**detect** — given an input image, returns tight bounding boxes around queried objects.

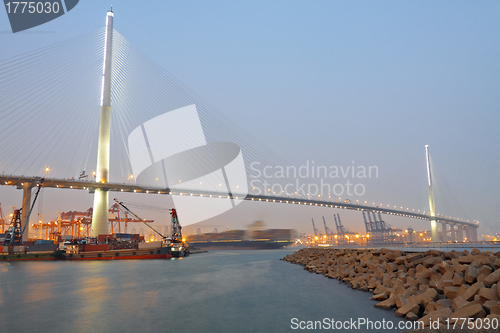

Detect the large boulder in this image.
[422,256,444,268]
[394,301,419,317]
[437,261,454,274]
[458,255,478,264]
[452,272,465,286]
[371,293,387,301]
[373,284,391,297]
[406,276,419,287]
[395,295,408,308]
[405,311,419,321]
[447,303,486,322]
[421,288,439,306]
[386,262,398,272]
[462,281,485,301]
[464,265,480,283]
[443,286,459,299]
[436,298,453,310]
[478,284,500,301]
[478,265,493,277]
[452,296,469,311]
[483,300,500,315]
[374,297,396,309]
[483,268,500,287]
[419,308,452,327]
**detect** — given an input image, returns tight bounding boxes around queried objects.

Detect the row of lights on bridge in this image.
[28,167,470,224]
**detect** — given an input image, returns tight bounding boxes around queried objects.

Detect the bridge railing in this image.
[388,241,500,253]
[319,241,500,253]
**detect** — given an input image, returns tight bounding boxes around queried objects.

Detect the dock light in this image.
[355,234,359,239]
[182,238,185,242]
[130,174,134,179]
[45,167,50,172]
[92,171,96,176]
[323,235,327,239]
[314,236,318,240]
[334,235,338,239]
[366,234,370,238]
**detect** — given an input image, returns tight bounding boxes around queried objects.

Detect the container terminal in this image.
[0,197,189,261]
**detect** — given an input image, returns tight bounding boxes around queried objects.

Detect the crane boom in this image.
[311,218,320,236]
[322,216,332,236]
[362,211,371,232]
[114,199,165,238]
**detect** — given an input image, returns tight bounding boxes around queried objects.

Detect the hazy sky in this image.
[0,1,499,235]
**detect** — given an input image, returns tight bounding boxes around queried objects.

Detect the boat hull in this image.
[0,248,173,261]
[188,240,292,250]
[63,247,172,260]
[1,252,60,261]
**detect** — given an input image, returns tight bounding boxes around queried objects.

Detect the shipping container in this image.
[82,244,110,252]
[35,239,54,245]
[138,241,162,250]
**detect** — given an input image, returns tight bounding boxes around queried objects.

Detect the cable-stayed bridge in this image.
[0,10,478,242]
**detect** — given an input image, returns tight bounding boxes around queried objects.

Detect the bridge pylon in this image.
[425,144,439,242]
[21,182,34,241]
[91,9,114,237]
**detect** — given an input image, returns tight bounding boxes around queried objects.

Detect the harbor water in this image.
[1,249,411,332]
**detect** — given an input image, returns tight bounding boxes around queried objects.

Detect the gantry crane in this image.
[311,218,320,237]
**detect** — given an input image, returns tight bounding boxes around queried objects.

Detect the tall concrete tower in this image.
[91,9,114,236]
[426,144,439,242]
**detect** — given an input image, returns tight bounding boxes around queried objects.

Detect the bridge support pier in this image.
[472,228,478,242]
[441,223,448,242]
[457,226,464,242]
[21,182,34,242]
[430,220,438,243]
[450,224,456,242]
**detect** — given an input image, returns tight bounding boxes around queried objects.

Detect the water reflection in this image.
[1,250,408,333]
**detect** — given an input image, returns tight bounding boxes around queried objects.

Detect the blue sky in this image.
[0,1,499,234]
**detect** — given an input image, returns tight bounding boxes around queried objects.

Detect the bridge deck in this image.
[0,175,478,228]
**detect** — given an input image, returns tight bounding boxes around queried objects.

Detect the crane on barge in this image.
[113,199,189,257]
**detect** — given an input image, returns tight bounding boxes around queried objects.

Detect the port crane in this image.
[333,213,354,241]
[362,211,401,242]
[311,218,320,237]
[3,181,43,245]
[322,216,333,236]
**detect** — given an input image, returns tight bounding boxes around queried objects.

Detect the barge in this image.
[1,200,190,261]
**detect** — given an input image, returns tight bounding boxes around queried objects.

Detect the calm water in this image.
[1,249,409,332]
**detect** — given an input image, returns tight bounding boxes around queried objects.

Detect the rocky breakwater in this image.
[283,248,500,328]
